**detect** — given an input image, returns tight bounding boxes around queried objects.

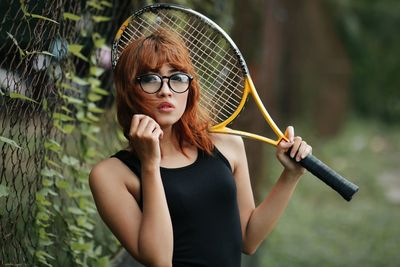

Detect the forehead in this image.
[135,37,190,74]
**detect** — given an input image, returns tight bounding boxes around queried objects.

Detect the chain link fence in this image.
[0,1,137,265]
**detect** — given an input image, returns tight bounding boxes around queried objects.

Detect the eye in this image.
[171,74,189,83]
[141,74,160,83]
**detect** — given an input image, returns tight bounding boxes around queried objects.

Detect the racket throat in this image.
[209,127,281,146]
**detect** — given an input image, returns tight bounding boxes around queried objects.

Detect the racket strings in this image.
[124,12,245,103]
[123,14,244,103]
[131,14,245,118]
[153,11,245,122]
[116,8,245,125]
[143,13,245,97]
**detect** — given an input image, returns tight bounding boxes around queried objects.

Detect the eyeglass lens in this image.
[139,73,191,93]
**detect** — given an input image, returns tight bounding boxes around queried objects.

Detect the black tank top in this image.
[111,148,243,267]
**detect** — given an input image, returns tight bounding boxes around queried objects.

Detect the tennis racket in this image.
[111,3,359,201]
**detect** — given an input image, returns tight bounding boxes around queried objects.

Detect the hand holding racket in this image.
[111,3,359,201]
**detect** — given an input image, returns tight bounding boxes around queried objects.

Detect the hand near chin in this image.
[129,114,164,165]
[276,126,312,176]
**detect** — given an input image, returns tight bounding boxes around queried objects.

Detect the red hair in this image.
[114,28,214,155]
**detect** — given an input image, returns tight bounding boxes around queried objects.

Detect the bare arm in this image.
[242,126,312,254]
[214,127,311,255]
[89,115,173,267]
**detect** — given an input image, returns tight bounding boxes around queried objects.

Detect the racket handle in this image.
[295,154,359,201]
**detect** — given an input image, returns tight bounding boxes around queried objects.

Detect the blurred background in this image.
[0,0,399,266]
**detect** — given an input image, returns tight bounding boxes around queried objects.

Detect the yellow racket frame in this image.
[209,75,289,146]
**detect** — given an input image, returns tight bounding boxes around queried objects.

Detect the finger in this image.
[278,140,293,152]
[301,144,312,159]
[285,126,295,143]
[130,114,144,138]
[296,141,308,161]
[153,127,164,139]
[143,120,158,136]
[136,116,152,136]
[290,136,302,158]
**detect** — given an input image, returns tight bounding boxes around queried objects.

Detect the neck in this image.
[159,125,181,156]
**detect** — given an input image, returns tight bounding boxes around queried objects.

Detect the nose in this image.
[158,77,173,96]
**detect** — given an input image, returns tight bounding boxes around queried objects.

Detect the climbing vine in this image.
[32,1,117,266]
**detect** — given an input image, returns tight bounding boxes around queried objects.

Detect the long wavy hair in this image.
[114,28,214,155]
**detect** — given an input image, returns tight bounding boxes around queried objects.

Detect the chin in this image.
[156,117,180,128]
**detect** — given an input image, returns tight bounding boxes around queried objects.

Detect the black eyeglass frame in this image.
[136,73,193,94]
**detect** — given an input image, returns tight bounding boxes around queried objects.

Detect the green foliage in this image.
[31,0,117,266]
[0,136,22,149]
[327,0,400,123]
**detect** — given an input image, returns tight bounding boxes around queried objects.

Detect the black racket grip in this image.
[296,154,359,201]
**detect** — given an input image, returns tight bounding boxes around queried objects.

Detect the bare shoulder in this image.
[211,132,244,149]
[210,133,246,171]
[89,157,140,197]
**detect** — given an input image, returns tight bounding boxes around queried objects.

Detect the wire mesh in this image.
[0,0,133,265]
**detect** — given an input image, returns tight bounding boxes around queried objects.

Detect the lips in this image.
[158,102,175,111]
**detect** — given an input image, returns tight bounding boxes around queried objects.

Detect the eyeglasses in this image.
[136,73,193,94]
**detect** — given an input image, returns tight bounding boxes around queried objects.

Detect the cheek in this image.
[177,93,189,113]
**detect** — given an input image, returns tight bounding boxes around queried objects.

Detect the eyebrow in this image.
[146,67,180,74]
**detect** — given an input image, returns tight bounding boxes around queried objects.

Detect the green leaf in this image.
[92,16,111,23]
[88,93,102,102]
[96,256,110,267]
[35,249,55,262]
[7,31,55,59]
[76,111,92,123]
[6,31,26,57]
[91,86,109,95]
[85,147,98,158]
[62,95,84,106]
[63,12,81,21]
[86,112,100,122]
[55,123,75,134]
[56,179,70,189]
[68,207,85,215]
[59,82,80,93]
[44,139,62,152]
[88,103,104,113]
[71,241,92,252]
[0,136,22,149]
[38,239,54,247]
[30,14,59,24]
[61,105,73,114]
[36,211,50,222]
[46,158,62,169]
[0,184,10,198]
[36,192,51,206]
[68,44,88,61]
[53,112,75,122]
[25,50,55,57]
[19,0,58,24]
[90,66,105,77]
[92,33,106,48]
[61,155,80,167]
[10,92,38,103]
[87,0,104,10]
[42,178,54,187]
[100,1,112,8]
[71,75,89,86]
[82,131,101,144]
[88,77,101,87]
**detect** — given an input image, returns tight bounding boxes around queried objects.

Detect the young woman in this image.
[89,29,312,267]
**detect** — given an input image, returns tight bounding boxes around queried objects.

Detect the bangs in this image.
[135,32,192,75]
